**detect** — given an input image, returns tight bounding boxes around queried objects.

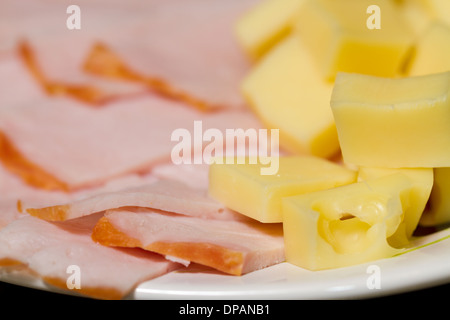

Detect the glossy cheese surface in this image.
[408,22,450,76]
[331,71,450,168]
[242,35,339,158]
[235,0,305,60]
[282,173,415,270]
[295,0,414,80]
[421,167,450,226]
[208,156,356,223]
[357,166,434,246]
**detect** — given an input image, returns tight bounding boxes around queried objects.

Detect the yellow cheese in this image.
[330,71,450,168]
[242,35,339,158]
[282,173,414,271]
[208,156,357,223]
[425,0,450,26]
[421,168,450,226]
[395,0,434,37]
[234,0,305,60]
[294,0,414,81]
[407,22,450,76]
[357,167,434,247]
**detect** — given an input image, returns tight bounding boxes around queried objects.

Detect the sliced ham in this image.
[0,94,261,191]
[0,51,46,109]
[0,214,181,299]
[19,37,148,106]
[92,208,285,276]
[26,179,230,222]
[83,0,259,110]
[151,162,211,190]
[0,158,161,229]
[2,0,258,110]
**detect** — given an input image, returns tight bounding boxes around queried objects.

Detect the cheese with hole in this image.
[357,166,434,247]
[242,35,339,158]
[234,0,305,60]
[421,168,450,226]
[282,173,414,270]
[294,0,414,81]
[208,156,357,223]
[331,71,450,168]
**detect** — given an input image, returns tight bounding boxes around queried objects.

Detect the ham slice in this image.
[0,51,46,109]
[0,94,261,191]
[0,214,181,299]
[0,158,161,229]
[19,37,148,106]
[2,0,258,110]
[83,0,259,111]
[92,208,285,276]
[26,179,232,222]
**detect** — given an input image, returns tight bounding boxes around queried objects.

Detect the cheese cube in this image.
[208,156,357,223]
[294,0,414,81]
[357,167,434,246]
[395,0,434,36]
[330,71,450,168]
[282,173,414,270]
[234,0,305,60]
[242,35,339,158]
[421,168,450,226]
[408,22,450,76]
[426,0,450,26]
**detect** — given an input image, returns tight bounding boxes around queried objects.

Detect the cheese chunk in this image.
[421,168,450,226]
[242,35,339,158]
[395,0,434,36]
[234,0,305,60]
[426,0,450,26]
[282,173,414,270]
[208,156,357,223]
[357,166,434,246]
[294,0,414,81]
[331,71,450,168]
[408,22,450,76]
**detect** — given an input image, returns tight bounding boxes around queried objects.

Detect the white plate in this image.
[2,226,449,300]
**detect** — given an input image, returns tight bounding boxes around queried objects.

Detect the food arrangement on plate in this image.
[0,0,449,300]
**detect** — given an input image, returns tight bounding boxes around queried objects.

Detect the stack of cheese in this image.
[209,0,450,270]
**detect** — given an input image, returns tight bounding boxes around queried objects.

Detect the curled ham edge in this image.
[23,179,284,277]
[1,41,240,192]
[0,130,70,192]
[91,209,285,277]
[0,214,182,300]
[19,40,225,112]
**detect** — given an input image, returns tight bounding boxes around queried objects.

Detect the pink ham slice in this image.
[92,208,285,276]
[26,179,238,222]
[0,51,46,109]
[0,93,262,191]
[19,34,150,106]
[0,214,181,299]
[83,0,260,111]
[2,0,258,110]
[0,158,160,229]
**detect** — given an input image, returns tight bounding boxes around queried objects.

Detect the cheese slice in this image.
[208,156,356,223]
[242,35,339,158]
[294,0,414,81]
[331,71,450,168]
[282,173,413,271]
